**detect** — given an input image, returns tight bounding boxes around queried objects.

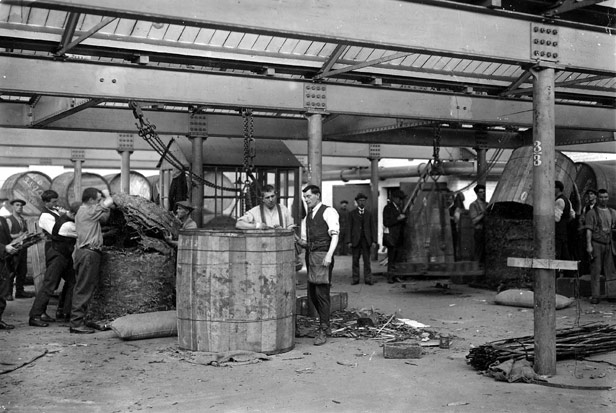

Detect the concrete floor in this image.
[0,255,615,412]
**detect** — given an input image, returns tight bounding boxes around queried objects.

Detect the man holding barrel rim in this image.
[235,184,295,230]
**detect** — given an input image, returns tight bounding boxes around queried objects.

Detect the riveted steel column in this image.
[71,149,84,203]
[190,136,204,227]
[120,151,130,193]
[161,169,171,210]
[532,66,556,376]
[117,134,134,194]
[188,114,207,227]
[369,144,380,260]
[307,113,323,187]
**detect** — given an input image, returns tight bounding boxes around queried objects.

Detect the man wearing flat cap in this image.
[5,199,34,300]
[175,201,198,230]
[346,193,376,285]
[382,189,406,283]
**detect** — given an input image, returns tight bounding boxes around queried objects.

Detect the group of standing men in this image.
[0,187,113,333]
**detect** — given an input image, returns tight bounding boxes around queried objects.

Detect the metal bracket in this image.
[70,149,85,161]
[304,84,327,111]
[117,134,134,152]
[368,144,381,160]
[188,113,208,137]
[530,23,560,63]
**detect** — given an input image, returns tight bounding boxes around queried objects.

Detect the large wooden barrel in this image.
[575,161,616,210]
[104,171,153,200]
[51,172,110,209]
[0,171,52,216]
[176,229,295,354]
[491,146,580,210]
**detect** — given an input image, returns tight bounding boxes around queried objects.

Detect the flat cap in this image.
[9,198,26,206]
[175,200,194,211]
[355,193,368,201]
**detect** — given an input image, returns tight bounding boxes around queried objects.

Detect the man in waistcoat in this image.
[585,189,616,304]
[29,191,75,327]
[346,193,376,285]
[236,184,295,230]
[5,199,34,299]
[297,185,339,346]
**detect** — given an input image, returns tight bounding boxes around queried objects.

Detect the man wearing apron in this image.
[297,185,339,346]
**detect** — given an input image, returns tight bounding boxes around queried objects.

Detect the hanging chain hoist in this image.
[129,101,240,192]
[402,123,444,213]
[240,108,259,213]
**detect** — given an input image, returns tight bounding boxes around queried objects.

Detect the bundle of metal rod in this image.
[466,324,616,371]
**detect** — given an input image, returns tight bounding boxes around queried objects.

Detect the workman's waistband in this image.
[80,245,102,253]
[308,241,330,252]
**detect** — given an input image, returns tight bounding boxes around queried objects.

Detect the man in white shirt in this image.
[297,185,339,346]
[236,184,295,230]
[0,198,11,217]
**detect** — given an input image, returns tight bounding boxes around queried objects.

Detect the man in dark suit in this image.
[382,189,406,283]
[346,193,376,285]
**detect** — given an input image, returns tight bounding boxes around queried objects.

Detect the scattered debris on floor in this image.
[164,348,271,367]
[466,323,616,372]
[296,309,442,344]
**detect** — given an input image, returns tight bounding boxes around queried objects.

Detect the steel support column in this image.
[70,149,85,203]
[73,159,83,203]
[307,113,323,187]
[370,155,380,259]
[532,67,556,376]
[120,151,131,194]
[161,169,171,211]
[190,136,204,227]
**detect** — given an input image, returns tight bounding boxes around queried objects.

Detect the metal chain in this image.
[432,124,442,168]
[130,101,240,192]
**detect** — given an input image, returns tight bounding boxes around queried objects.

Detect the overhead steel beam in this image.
[0,156,158,169]
[13,0,615,74]
[0,26,531,92]
[1,57,614,131]
[0,145,160,168]
[0,127,481,160]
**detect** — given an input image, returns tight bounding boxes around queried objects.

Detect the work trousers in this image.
[306,255,333,329]
[352,237,372,283]
[7,249,27,294]
[589,240,616,299]
[70,248,101,328]
[29,245,75,318]
[0,260,11,318]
